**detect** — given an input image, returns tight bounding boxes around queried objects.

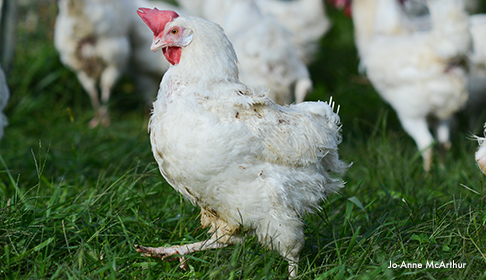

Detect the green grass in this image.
[1,1,486,279]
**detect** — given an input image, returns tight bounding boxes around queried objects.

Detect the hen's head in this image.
[137,8,194,65]
[137,8,239,83]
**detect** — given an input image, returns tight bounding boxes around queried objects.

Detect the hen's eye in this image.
[171,28,179,35]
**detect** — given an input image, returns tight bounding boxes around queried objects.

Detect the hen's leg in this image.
[91,65,121,127]
[258,212,304,279]
[100,66,121,105]
[288,256,299,279]
[435,118,453,165]
[436,118,451,151]
[76,71,99,110]
[135,240,228,258]
[135,240,227,269]
[75,71,106,128]
[398,115,434,171]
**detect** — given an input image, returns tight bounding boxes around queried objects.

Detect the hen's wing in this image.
[231,91,345,172]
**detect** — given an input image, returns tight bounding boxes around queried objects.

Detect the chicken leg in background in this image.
[135,8,348,278]
[0,65,9,140]
[339,0,471,171]
[176,0,313,105]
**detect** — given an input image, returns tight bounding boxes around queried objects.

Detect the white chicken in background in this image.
[177,0,331,64]
[54,0,132,127]
[338,0,471,171]
[398,1,486,130]
[1,0,13,141]
[349,0,410,64]
[176,0,313,104]
[223,0,313,104]
[255,0,332,65]
[54,0,173,127]
[0,65,9,140]
[0,0,17,71]
[0,0,18,72]
[134,8,348,278]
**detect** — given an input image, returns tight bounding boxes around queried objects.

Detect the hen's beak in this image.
[151,38,166,52]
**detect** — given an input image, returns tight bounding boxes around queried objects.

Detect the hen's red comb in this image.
[137,8,179,36]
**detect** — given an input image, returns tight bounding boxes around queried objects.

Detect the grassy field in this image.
[1,1,486,279]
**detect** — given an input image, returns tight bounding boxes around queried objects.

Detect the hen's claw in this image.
[178,256,188,270]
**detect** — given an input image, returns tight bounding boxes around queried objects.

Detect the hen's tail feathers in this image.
[326,96,340,116]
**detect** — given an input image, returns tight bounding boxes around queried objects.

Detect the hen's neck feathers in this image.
[168,16,240,87]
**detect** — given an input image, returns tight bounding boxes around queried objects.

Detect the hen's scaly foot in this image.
[135,241,228,270]
[134,244,188,270]
[134,244,180,259]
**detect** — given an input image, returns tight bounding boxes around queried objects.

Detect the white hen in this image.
[176,0,312,104]
[54,0,173,127]
[0,0,17,71]
[255,0,332,64]
[177,0,329,65]
[346,0,471,171]
[222,0,313,104]
[54,0,132,127]
[396,1,486,129]
[0,65,8,140]
[134,8,348,278]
